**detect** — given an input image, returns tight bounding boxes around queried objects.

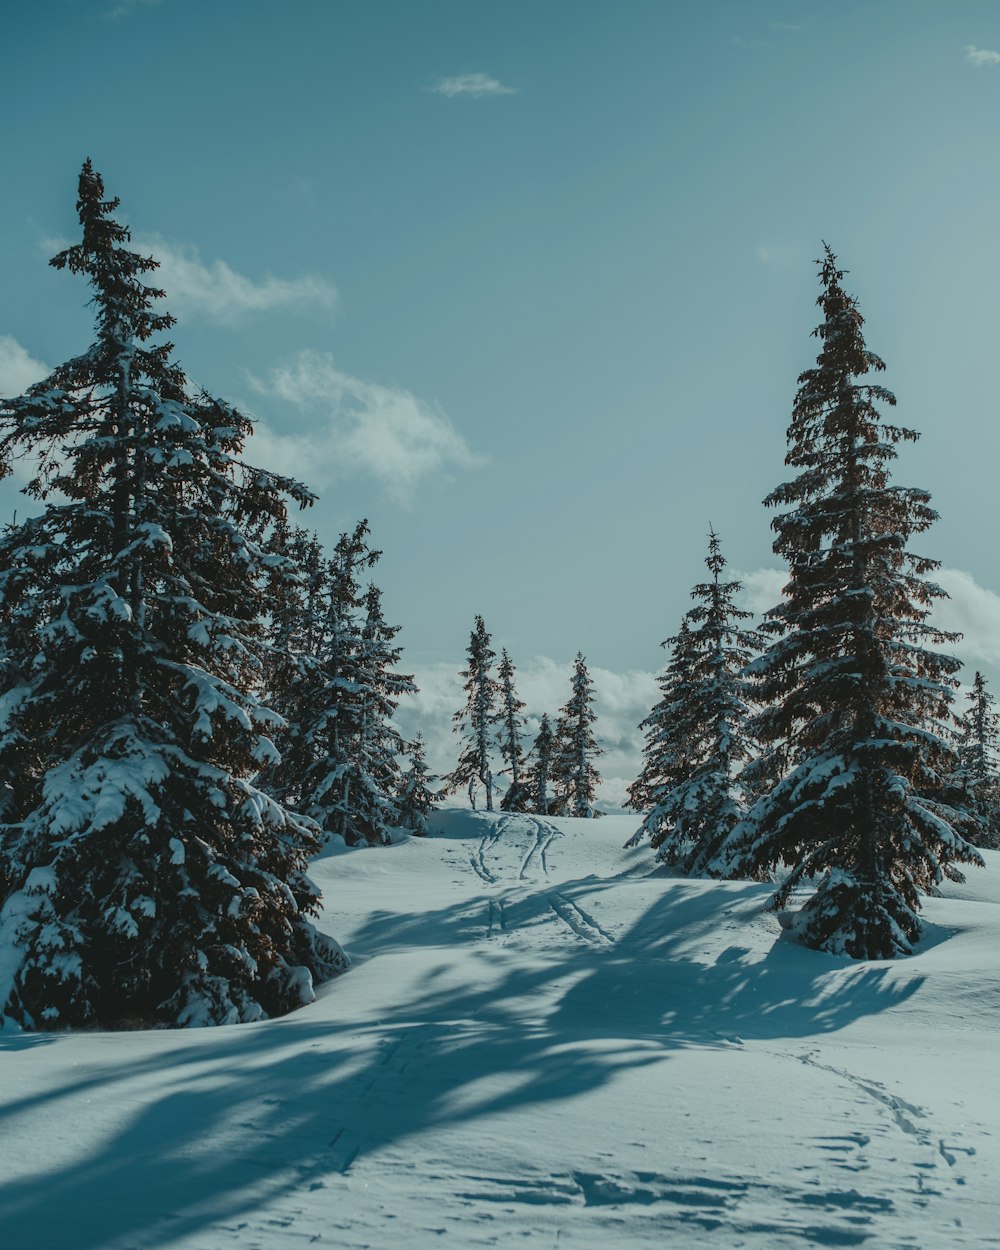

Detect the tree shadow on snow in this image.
[0,874,923,1248]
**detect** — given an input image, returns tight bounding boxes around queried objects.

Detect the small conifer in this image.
[552,654,603,818]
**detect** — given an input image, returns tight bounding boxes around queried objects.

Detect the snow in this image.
[2,807,1000,1247]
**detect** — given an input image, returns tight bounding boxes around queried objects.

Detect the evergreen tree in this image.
[397,734,442,835]
[626,621,696,820]
[347,582,417,842]
[259,525,330,812]
[496,649,531,812]
[262,522,415,847]
[0,161,346,1029]
[523,714,556,816]
[725,246,981,958]
[953,672,1000,848]
[626,533,759,873]
[449,615,498,810]
[552,653,603,818]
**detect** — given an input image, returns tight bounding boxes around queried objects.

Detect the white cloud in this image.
[247,350,482,502]
[770,21,802,32]
[932,568,1000,669]
[0,336,49,396]
[734,567,787,617]
[965,45,1000,67]
[136,235,338,326]
[0,337,53,486]
[432,73,518,98]
[103,0,160,18]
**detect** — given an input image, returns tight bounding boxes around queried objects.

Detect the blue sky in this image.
[4,0,1000,784]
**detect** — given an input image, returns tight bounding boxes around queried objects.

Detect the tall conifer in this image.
[726,246,981,958]
[552,653,603,818]
[0,162,346,1029]
[263,522,415,846]
[397,734,442,835]
[627,533,758,873]
[953,672,1000,848]
[523,714,556,816]
[449,616,499,810]
[496,649,531,812]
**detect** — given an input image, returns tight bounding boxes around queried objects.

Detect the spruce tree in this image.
[626,621,695,821]
[725,245,981,958]
[626,533,759,873]
[0,161,346,1029]
[347,582,417,843]
[397,734,442,835]
[262,522,415,847]
[259,525,330,813]
[552,653,603,818]
[496,649,531,812]
[449,615,498,810]
[523,713,556,816]
[953,672,1000,848]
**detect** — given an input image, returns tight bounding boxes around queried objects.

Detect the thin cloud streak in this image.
[432,73,517,98]
[248,351,482,503]
[103,0,160,19]
[965,45,1000,67]
[137,236,338,326]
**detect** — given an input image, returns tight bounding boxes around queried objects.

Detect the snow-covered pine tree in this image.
[448,615,499,810]
[523,713,556,816]
[953,672,1000,848]
[626,532,759,873]
[263,521,415,847]
[259,525,330,812]
[397,734,442,835]
[307,521,380,845]
[346,582,418,843]
[0,161,347,1030]
[626,621,696,825]
[724,245,981,958]
[496,648,531,812]
[552,653,603,818]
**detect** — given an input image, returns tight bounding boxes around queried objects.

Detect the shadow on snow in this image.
[0,836,923,1247]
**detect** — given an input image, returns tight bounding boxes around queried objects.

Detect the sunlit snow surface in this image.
[2,809,999,1248]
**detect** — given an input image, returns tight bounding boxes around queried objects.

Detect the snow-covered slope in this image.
[3,810,999,1248]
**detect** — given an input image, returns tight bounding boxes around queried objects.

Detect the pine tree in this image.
[347,582,417,843]
[449,615,498,810]
[496,649,531,812]
[725,245,981,958]
[397,734,442,835]
[259,525,330,813]
[0,162,346,1030]
[626,621,695,820]
[523,714,556,816]
[626,533,759,873]
[953,672,1000,848]
[552,653,603,818]
[262,522,415,847]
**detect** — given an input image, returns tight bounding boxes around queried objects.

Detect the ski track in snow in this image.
[4,810,1000,1249]
[469,813,618,950]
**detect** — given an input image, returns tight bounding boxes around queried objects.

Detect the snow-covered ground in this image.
[3,809,999,1249]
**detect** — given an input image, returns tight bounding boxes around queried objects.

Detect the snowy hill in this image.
[3,810,999,1248]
